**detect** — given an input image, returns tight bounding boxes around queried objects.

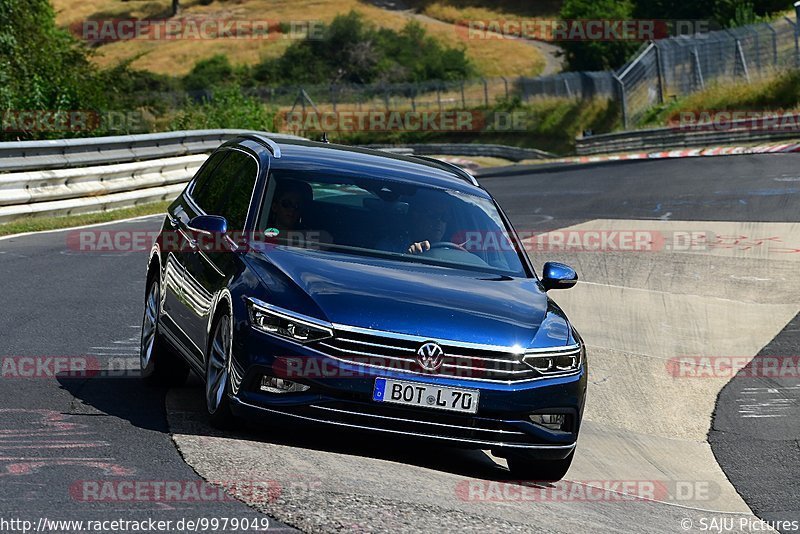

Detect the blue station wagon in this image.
[141,135,587,481]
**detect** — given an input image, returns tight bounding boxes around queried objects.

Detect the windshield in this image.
[256,171,528,278]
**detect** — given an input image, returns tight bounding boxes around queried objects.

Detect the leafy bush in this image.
[558,0,642,71]
[0,0,107,138]
[183,54,242,92]
[169,85,275,131]
[253,11,474,86]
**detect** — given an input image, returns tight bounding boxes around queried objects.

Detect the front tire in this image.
[506,450,574,482]
[140,277,189,386]
[205,311,235,428]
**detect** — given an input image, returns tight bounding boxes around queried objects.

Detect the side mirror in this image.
[541,262,578,291]
[187,215,228,235]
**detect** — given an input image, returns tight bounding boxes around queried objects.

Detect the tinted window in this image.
[256,171,527,278]
[191,150,258,229]
[189,151,228,201]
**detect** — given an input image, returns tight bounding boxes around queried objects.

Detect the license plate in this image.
[372,378,479,414]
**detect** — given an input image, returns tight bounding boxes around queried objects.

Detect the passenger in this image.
[264,179,331,247]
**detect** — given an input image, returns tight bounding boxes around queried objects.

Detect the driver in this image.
[378,196,452,255]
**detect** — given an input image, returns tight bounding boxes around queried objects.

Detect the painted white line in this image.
[576,280,765,306]
[0,213,164,242]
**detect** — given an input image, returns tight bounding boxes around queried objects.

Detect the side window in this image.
[191,150,259,230]
[218,155,258,230]
[188,151,228,202]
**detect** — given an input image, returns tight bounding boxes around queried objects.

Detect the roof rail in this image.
[237,134,282,158]
[413,155,479,187]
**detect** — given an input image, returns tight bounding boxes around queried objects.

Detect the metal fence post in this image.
[795,2,800,68]
[482,78,488,106]
[613,73,627,129]
[654,42,665,104]
[692,47,705,90]
[501,77,509,99]
[460,83,465,109]
[735,39,750,82]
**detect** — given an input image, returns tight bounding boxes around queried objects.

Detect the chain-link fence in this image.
[243,73,616,113]
[244,13,798,126]
[617,15,799,127]
[134,12,798,131]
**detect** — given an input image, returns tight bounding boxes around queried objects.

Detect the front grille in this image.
[316,326,580,383]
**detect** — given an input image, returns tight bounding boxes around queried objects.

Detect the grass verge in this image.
[329,96,621,155]
[0,201,170,237]
[638,70,800,127]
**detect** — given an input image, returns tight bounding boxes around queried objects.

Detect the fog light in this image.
[529,414,566,430]
[260,375,310,394]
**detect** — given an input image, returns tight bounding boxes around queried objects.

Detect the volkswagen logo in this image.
[416,342,444,372]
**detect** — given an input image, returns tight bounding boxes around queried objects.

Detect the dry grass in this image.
[52,0,544,77]
[422,2,554,24]
[639,69,800,127]
[407,0,562,18]
[0,201,170,236]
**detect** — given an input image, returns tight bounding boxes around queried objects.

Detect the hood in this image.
[245,246,572,348]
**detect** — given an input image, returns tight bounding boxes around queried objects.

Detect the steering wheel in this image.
[428,241,469,252]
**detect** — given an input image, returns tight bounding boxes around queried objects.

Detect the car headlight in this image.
[522,344,583,375]
[247,297,333,343]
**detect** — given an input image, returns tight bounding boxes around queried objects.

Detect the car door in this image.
[182,148,260,358]
[161,150,229,355]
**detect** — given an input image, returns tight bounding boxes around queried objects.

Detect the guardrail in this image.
[0,130,308,223]
[0,129,301,173]
[576,115,800,155]
[364,143,553,162]
[0,155,207,222]
[0,131,555,224]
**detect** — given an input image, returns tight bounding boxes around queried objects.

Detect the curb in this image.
[552,141,800,164]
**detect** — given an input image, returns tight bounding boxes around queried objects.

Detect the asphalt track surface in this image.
[1,153,798,533]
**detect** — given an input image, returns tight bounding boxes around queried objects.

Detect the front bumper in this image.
[230,328,587,457]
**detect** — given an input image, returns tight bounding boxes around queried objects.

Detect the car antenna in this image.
[320,132,330,143]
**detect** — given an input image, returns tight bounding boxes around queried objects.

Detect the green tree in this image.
[183,54,237,92]
[252,11,473,86]
[0,0,106,137]
[169,85,274,131]
[559,0,642,71]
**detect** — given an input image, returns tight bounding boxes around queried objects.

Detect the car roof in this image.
[229,137,490,199]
